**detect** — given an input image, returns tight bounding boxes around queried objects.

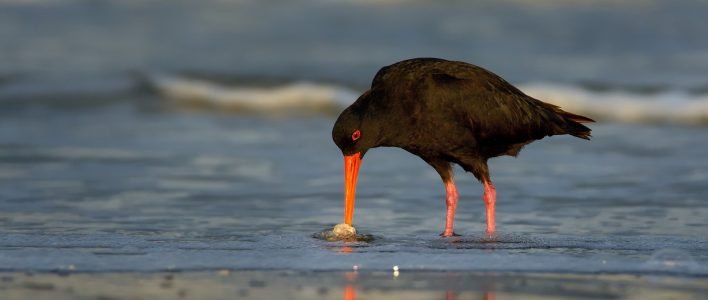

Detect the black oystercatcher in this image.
[332,58,593,237]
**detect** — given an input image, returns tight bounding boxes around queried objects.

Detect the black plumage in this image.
[332,57,593,236]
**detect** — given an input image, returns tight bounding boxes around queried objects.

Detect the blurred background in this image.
[0,0,707,275]
[2,0,708,120]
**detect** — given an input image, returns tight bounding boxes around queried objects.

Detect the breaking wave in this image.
[3,73,708,124]
[520,83,708,124]
[149,75,708,124]
[147,75,358,113]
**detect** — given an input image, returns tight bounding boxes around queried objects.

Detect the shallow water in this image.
[1,0,708,281]
[0,101,707,275]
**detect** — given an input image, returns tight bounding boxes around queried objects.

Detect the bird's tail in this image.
[559,111,594,140]
[540,102,594,140]
[563,118,593,140]
[560,111,594,124]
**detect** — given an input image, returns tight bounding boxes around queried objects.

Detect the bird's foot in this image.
[483,229,497,241]
[440,231,461,237]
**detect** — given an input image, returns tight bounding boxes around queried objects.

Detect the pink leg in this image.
[441,179,459,237]
[483,180,496,235]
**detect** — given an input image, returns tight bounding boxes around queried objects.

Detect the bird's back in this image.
[367,58,593,158]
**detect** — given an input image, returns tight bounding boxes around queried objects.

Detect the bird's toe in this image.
[440,231,461,237]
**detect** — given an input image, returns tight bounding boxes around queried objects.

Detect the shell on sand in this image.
[332,223,356,236]
[313,223,374,242]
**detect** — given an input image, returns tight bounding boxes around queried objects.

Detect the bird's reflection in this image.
[343,271,357,300]
[339,270,496,300]
[443,272,496,300]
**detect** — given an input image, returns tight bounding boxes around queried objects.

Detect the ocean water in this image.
[0,0,707,278]
[1,103,707,275]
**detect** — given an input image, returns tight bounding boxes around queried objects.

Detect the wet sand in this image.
[1,271,706,300]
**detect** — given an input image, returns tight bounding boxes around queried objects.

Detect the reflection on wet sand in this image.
[329,239,506,300]
[0,271,705,299]
[441,272,496,300]
[344,271,357,300]
[341,269,497,300]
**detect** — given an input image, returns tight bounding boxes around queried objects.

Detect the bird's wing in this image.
[426,70,591,148]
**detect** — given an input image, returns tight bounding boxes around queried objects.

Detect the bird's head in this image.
[331,92,381,225]
[332,91,383,157]
[332,109,367,157]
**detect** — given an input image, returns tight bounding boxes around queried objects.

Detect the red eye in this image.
[351,130,361,141]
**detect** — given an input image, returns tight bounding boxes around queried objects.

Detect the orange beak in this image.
[343,152,361,225]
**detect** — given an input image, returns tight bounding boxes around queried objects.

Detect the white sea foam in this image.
[150,75,708,124]
[520,83,708,124]
[149,75,359,112]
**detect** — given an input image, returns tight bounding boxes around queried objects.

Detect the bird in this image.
[332,58,593,237]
